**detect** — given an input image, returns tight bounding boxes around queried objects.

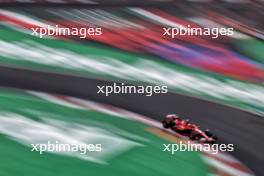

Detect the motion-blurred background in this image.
[0,1,263,176]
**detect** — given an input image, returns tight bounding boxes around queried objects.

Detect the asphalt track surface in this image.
[0,65,263,176]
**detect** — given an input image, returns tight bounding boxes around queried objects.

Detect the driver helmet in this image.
[185,119,190,124]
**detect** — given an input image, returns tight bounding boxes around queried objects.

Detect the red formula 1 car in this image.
[162,114,217,144]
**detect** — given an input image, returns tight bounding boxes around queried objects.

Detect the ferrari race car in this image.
[162,114,217,144]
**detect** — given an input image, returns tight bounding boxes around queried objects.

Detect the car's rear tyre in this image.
[162,119,175,128]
